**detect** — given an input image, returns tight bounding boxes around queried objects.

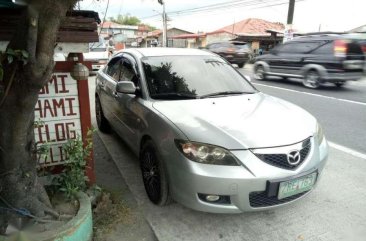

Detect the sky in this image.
[79,0,366,33]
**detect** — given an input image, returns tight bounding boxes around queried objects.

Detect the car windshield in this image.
[142,55,256,100]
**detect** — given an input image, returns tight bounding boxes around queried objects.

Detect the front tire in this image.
[303,70,321,89]
[140,140,171,206]
[237,62,245,68]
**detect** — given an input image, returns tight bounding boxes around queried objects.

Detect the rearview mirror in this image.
[116,81,136,94]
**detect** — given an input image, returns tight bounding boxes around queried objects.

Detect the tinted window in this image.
[312,42,333,54]
[142,55,256,99]
[279,42,322,54]
[120,59,138,86]
[107,58,121,81]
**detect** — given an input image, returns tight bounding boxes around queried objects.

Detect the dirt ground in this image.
[92,133,157,241]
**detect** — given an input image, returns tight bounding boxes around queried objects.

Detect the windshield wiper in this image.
[199,91,256,99]
[150,93,198,100]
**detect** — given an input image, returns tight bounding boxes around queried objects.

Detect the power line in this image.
[141,0,294,20]
[140,0,260,20]
[91,0,110,48]
[170,0,289,16]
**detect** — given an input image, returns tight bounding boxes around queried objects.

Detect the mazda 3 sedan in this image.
[95,48,328,213]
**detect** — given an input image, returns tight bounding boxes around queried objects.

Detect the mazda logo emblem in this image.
[287,150,301,165]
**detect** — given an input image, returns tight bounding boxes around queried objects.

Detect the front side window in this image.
[142,55,256,99]
[120,59,138,86]
[106,58,122,81]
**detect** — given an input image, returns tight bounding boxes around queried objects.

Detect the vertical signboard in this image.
[283,24,294,43]
[34,61,95,183]
[34,73,82,166]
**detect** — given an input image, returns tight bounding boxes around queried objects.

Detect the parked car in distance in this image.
[254,34,366,88]
[84,38,111,74]
[95,48,328,213]
[205,41,253,68]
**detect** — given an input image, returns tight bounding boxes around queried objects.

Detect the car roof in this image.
[291,34,354,42]
[119,47,216,58]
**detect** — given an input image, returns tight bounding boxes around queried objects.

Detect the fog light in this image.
[206,195,220,202]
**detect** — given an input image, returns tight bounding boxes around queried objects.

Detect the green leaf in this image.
[0,68,3,81]
[7,55,13,64]
[6,48,15,56]
[21,50,29,59]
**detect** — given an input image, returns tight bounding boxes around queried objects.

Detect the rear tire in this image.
[95,96,111,133]
[254,65,266,80]
[303,70,321,89]
[140,140,171,206]
[237,62,245,68]
[335,82,345,87]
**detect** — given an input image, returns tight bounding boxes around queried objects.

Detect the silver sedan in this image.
[95,48,328,213]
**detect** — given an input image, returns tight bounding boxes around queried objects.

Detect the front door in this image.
[112,55,144,151]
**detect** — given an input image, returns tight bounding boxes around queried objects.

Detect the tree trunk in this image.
[0,0,77,233]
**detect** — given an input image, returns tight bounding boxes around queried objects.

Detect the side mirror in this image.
[116,81,136,94]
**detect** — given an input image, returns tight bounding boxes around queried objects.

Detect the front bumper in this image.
[166,137,328,213]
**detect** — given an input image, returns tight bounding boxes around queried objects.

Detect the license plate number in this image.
[278,172,317,200]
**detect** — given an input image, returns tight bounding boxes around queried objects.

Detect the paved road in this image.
[238,65,366,154]
[88,75,366,241]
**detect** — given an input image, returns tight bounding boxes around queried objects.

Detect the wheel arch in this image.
[254,61,270,73]
[140,135,153,155]
[301,64,328,79]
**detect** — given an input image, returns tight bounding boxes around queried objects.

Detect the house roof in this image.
[101,21,138,30]
[0,9,100,43]
[147,27,194,37]
[216,18,284,35]
[171,33,207,39]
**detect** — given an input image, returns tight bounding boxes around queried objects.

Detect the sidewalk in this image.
[93,133,157,241]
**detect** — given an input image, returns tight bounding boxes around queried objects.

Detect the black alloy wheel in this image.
[140,140,171,206]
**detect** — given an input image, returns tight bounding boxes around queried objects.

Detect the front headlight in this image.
[315,122,324,144]
[175,140,240,166]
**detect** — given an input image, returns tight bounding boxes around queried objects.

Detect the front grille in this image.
[249,190,309,208]
[254,138,311,170]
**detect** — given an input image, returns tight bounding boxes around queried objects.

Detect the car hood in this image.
[152,93,316,149]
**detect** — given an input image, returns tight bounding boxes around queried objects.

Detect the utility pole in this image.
[287,0,295,25]
[284,0,295,43]
[158,0,168,47]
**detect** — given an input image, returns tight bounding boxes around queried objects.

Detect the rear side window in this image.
[279,42,322,54]
[312,42,333,54]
